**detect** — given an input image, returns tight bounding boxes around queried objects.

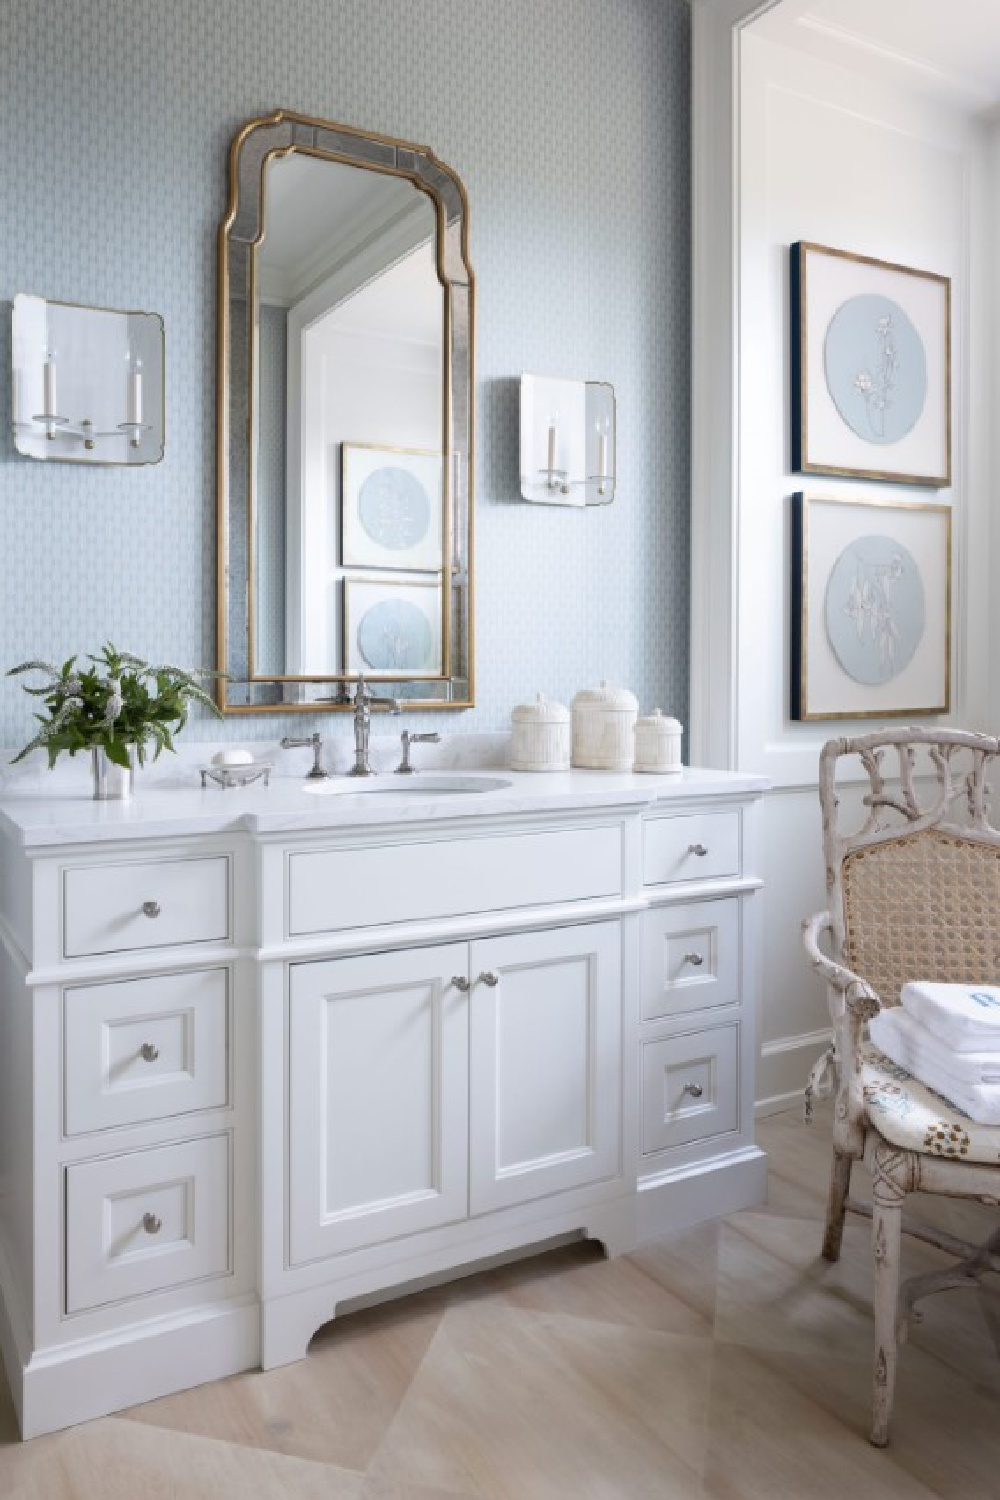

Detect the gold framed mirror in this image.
[216,110,474,712]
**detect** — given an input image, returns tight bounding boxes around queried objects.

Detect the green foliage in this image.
[7,643,223,768]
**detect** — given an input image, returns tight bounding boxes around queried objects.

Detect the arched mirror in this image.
[216,111,474,712]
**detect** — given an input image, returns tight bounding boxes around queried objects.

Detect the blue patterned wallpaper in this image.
[0,0,690,749]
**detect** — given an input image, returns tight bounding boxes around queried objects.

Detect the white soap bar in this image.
[212,748,254,767]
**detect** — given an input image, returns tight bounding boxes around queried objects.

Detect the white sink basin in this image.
[301,774,512,797]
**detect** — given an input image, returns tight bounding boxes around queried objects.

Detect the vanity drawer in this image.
[641,898,740,1021]
[643,811,740,887]
[641,1025,739,1154]
[63,855,230,958]
[65,1134,230,1313]
[287,825,621,936]
[64,968,229,1135]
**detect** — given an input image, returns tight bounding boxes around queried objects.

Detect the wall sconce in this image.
[519,373,616,506]
[12,294,164,465]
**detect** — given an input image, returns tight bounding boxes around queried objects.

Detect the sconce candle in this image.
[42,353,57,417]
[129,358,143,427]
[547,419,557,481]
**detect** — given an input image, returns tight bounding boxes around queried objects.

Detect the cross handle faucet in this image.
[348,675,400,777]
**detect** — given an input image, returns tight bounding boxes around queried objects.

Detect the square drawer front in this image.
[64,968,229,1135]
[641,1025,739,1154]
[287,825,621,937]
[63,855,230,958]
[65,1134,230,1313]
[641,898,740,1021]
[643,811,741,887]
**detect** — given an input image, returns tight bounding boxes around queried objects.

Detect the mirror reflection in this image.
[217,112,474,713]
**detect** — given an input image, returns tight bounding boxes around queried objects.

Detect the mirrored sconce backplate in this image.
[519,373,615,506]
[11,294,164,465]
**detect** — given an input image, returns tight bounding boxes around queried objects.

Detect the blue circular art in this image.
[358,466,431,551]
[825,534,924,685]
[824,294,927,445]
[357,598,433,673]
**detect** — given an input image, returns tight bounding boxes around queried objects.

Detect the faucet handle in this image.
[397,730,441,774]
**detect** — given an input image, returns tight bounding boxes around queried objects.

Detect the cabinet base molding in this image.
[636,1145,767,1242]
[261,1195,638,1370]
[3,1293,259,1441]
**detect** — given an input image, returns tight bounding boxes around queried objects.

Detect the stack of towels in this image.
[869,982,1000,1125]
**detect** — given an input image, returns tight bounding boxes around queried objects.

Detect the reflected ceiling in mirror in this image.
[217,111,474,713]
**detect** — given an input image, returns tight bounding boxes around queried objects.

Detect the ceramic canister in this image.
[570,680,638,771]
[634,709,683,774]
[510,693,570,771]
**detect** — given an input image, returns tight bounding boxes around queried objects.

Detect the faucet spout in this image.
[347,675,401,777]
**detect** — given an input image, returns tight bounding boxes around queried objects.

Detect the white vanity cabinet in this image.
[0,766,766,1436]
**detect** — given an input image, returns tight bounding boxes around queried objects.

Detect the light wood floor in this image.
[2,1103,998,1498]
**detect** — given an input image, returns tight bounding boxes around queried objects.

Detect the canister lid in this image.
[635,708,682,734]
[571,679,638,711]
[511,692,570,724]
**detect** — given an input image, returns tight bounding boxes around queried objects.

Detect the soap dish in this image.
[199,762,272,790]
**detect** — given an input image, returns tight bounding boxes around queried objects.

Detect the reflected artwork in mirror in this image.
[217,111,474,712]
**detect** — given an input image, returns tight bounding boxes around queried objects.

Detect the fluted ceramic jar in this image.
[634,709,683,775]
[570,680,638,771]
[510,694,570,771]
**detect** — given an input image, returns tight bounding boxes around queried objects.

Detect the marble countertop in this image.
[0,753,769,849]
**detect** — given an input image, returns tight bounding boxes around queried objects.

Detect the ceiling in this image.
[753,0,1000,117]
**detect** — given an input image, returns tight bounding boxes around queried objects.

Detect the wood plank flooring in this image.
[2,1102,998,1498]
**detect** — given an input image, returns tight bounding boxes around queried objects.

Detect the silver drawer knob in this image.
[141,900,161,919]
[682,1082,704,1099]
[688,843,708,857]
[139,1042,160,1063]
[479,972,500,987]
[683,952,704,968]
[142,1212,163,1235]
[451,975,470,992]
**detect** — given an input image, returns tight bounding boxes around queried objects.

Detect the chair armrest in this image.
[801,911,881,1019]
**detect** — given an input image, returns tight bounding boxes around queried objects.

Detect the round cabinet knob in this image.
[688,844,708,858]
[682,1082,704,1099]
[141,900,161,919]
[142,1212,163,1235]
[478,972,500,987]
[683,952,704,968]
[451,975,471,992]
[139,1042,160,1063]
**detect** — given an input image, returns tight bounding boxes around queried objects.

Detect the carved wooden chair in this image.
[802,728,1000,1446]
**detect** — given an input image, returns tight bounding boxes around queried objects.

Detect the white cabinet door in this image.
[288,943,469,1264]
[468,921,621,1215]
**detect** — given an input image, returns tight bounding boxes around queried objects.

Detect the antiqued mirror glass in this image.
[217,111,474,711]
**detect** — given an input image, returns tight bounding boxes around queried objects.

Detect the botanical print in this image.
[824,534,925,685]
[358,465,432,552]
[824,294,927,446]
[356,597,434,673]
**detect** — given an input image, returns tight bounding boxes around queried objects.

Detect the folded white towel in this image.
[870,1007,1000,1087]
[899,981,1000,1051]
[869,1008,1000,1125]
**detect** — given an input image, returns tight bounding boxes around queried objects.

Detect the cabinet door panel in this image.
[468,922,621,1214]
[288,944,468,1263]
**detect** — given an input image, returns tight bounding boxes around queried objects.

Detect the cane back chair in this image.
[802,729,1000,1446]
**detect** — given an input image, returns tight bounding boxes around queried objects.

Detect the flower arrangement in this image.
[8,643,222,768]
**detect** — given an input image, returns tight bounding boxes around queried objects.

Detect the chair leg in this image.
[822,1150,853,1262]
[870,1167,905,1447]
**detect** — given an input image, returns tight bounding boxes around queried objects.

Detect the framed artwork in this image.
[341,442,443,571]
[343,575,443,678]
[790,242,951,487]
[791,494,951,721]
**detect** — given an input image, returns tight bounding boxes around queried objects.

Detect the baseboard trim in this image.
[636,1145,767,1242]
[755,1089,807,1119]
[17,1298,260,1440]
[759,1026,832,1059]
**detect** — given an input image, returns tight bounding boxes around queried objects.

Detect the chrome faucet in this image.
[279,730,327,779]
[396,730,441,774]
[348,676,400,776]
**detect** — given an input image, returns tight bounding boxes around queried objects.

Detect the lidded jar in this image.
[570,680,638,771]
[634,709,683,775]
[510,693,570,771]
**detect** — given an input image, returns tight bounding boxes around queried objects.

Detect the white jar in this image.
[510,694,570,771]
[634,709,683,775]
[570,680,638,771]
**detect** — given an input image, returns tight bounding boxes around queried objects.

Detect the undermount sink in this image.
[301,774,513,797]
